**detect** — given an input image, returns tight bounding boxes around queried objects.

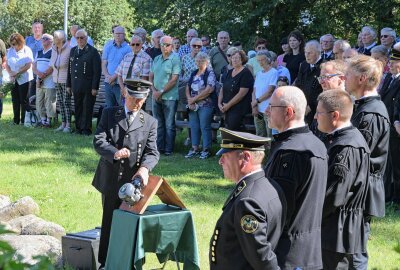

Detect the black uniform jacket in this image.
[67,44,101,91]
[381,74,400,129]
[351,96,390,217]
[294,59,323,125]
[209,171,286,270]
[92,106,159,196]
[322,126,370,254]
[264,126,328,270]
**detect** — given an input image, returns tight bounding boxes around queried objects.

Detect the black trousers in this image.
[73,88,96,133]
[98,194,122,266]
[322,249,355,270]
[11,80,31,124]
[224,108,246,131]
[389,133,400,203]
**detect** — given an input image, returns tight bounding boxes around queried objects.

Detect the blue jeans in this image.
[152,99,177,153]
[189,106,213,150]
[104,82,122,107]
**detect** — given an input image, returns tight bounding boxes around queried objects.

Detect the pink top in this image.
[50,42,71,83]
[277,54,285,66]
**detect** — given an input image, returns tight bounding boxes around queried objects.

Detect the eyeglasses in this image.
[114,32,125,35]
[381,35,389,38]
[42,37,50,41]
[76,36,86,40]
[160,43,172,47]
[315,110,334,116]
[317,73,341,83]
[130,43,141,47]
[191,44,202,49]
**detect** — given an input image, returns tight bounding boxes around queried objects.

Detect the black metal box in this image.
[62,227,101,270]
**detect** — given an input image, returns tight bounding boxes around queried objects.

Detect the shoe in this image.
[199,150,211,159]
[55,125,65,131]
[185,149,200,158]
[184,137,191,146]
[63,127,71,133]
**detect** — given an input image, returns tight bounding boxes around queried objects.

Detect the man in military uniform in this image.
[67,29,101,135]
[345,55,390,269]
[210,128,285,270]
[92,79,159,268]
[316,90,370,269]
[264,86,328,270]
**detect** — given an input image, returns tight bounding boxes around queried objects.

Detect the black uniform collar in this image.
[273,125,310,142]
[325,125,354,143]
[354,95,381,105]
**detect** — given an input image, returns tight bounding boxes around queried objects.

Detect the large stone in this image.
[0,195,11,208]
[22,218,65,240]
[6,215,65,239]
[0,234,62,266]
[0,196,39,222]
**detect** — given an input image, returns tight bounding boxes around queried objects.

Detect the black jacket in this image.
[210,171,286,270]
[264,126,328,270]
[67,44,101,91]
[294,59,323,125]
[322,126,370,254]
[92,106,159,195]
[351,96,390,217]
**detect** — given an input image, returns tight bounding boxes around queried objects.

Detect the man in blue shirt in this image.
[102,26,131,107]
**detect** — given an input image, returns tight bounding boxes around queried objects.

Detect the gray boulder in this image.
[0,234,62,266]
[6,214,65,239]
[0,195,11,208]
[0,196,39,222]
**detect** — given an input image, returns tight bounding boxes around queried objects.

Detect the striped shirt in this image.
[115,50,152,81]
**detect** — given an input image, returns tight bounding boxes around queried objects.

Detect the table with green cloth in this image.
[105,204,200,270]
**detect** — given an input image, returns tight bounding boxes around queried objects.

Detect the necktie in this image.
[126,54,138,79]
[127,111,134,126]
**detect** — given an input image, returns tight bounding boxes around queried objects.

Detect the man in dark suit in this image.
[67,29,101,135]
[381,45,400,203]
[295,40,324,125]
[357,26,377,56]
[210,128,285,270]
[320,34,335,61]
[265,86,328,270]
[92,79,160,268]
[316,90,370,269]
[345,55,390,269]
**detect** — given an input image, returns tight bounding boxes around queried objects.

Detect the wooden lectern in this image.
[119,175,186,214]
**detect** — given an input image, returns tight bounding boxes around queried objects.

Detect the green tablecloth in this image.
[105,204,200,270]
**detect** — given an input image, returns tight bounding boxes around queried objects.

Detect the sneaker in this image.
[185,149,200,158]
[55,125,65,131]
[199,150,211,159]
[63,127,71,133]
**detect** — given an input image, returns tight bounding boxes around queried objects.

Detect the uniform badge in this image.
[336,154,344,162]
[361,120,368,129]
[140,113,145,123]
[282,162,288,168]
[241,215,258,233]
[234,181,246,197]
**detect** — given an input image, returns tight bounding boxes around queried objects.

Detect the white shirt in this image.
[254,68,278,113]
[7,45,34,85]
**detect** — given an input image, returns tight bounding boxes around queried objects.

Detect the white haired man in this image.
[320,34,335,61]
[358,26,377,56]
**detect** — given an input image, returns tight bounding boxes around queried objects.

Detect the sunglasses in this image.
[191,44,202,49]
[160,43,172,47]
[227,54,231,57]
[381,35,389,38]
[130,43,141,47]
[42,37,50,41]
[76,36,86,40]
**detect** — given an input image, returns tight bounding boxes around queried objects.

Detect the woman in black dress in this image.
[282,30,305,83]
[218,50,254,131]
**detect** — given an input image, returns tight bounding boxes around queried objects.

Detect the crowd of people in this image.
[0,18,400,270]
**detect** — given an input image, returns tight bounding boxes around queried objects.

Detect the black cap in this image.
[390,47,400,61]
[124,79,152,99]
[216,128,271,155]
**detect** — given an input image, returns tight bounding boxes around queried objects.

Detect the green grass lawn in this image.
[0,97,399,269]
